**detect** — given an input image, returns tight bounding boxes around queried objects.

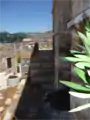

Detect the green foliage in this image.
[75,62,90,69]
[60,81,90,92]
[60,20,90,112]
[73,67,88,83]
[0,32,27,43]
[70,50,84,54]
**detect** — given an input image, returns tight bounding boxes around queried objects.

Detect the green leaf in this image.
[75,43,85,50]
[86,31,90,43]
[63,57,82,62]
[85,85,90,89]
[84,44,90,55]
[60,81,90,92]
[85,27,90,32]
[60,57,68,62]
[70,50,83,54]
[77,32,87,44]
[73,67,88,83]
[75,62,90,69]
[86,20,90,27]
[74,55,90,62]
[85,20,90,32]
[77,31,90,55]
[77,31,86,38]
[63,56,90,63]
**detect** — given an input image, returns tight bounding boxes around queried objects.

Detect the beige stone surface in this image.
[0,86,17,120]
[71,0,90,19]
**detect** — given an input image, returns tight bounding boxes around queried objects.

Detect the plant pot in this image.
[7,75,20,87]
[45,90,70,110]
[70,95,90,119]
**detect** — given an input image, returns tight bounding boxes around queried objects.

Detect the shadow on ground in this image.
[14,48,74,120]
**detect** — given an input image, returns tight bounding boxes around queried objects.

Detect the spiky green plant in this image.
[60,20,90,112]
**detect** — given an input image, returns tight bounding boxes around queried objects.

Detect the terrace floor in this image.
[15,82,76,120]
[0,86,17,120]
[0,79,26,120]
[14,49,76,120]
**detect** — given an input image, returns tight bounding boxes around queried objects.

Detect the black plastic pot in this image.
[44,90,70,111]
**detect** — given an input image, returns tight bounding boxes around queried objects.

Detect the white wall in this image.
[0,72,7,87]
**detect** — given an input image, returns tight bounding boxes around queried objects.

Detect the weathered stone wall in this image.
[53,0,72,89]
[29,50,54,86]
[0,58,6,72]
[58,33,71,89]
[71,0,90,19]
[0,43,20,73]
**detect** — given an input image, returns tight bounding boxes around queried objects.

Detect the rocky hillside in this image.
[0,31,52,43]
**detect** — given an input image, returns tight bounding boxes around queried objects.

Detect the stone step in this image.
[30,62,54,69]
[31,72,54,79]
[31,74,54,80]
[39,50,54,55]
[30,68,54,74]
[42,84,55,92]
[30,51,54,62]
[30,58,54,62]
[30,75,54,83]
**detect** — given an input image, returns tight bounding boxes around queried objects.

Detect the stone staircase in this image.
[29,50,54,91]
[14,50,76,120]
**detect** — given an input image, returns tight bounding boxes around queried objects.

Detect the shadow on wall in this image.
[14,43,46,119]
[14,43,70,119]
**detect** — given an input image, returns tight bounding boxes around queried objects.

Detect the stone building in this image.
[0,43,21,73]
[0,43,23,87]
[52,0,90,119]
[53,0,90,87]
[20,39,33,78]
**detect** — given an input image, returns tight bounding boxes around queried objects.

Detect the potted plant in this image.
[60,20,90,112]
[7,74,19,86]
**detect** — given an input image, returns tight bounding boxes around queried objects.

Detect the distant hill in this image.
[0,31,52,43]
[0,32,27,43]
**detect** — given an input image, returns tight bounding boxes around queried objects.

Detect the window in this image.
[7,58,12,68]
[17,65,20,73]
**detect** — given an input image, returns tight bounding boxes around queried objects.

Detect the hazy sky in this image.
[0,0,52,33]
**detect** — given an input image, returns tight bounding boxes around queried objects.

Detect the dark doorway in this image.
[17,65,20,73]
[7,58,12,68]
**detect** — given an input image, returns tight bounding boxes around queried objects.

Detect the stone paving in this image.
[15,83,76,120]
[14,50,76,120]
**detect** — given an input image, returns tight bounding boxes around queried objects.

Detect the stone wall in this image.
[29,50,54,89]
[53,0,72,89]
[0,43,20,73]
[53,0,90,119]
[71,0,90,19]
